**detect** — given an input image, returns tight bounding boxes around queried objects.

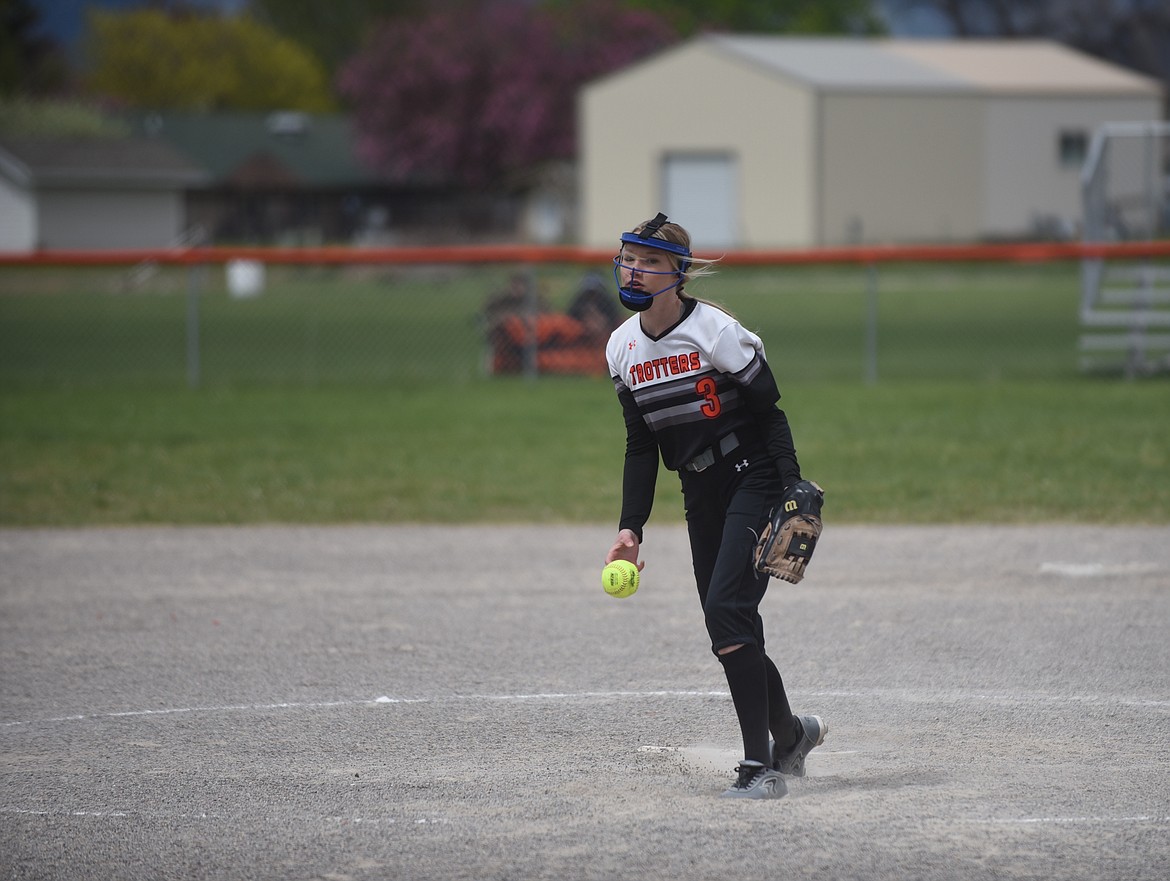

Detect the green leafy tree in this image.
[559,0,886,35]
[250,0,433,79]
[0,98,129,137]
[85,9,335,111]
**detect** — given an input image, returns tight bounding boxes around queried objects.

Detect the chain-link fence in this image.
[1,254,1159,390]
[1,260,606,388]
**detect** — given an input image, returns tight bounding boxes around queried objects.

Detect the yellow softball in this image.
[602,560,639,598]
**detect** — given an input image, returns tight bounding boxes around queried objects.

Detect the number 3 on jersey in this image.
[696,376,721,418]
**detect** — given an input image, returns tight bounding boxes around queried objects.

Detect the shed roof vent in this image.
[266,112,310,137]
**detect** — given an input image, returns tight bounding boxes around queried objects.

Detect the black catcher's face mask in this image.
[612,213,692,312]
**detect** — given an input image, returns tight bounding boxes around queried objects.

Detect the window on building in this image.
[1059,130,1088,169]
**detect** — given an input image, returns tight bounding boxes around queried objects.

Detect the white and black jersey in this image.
[607,298,801,540]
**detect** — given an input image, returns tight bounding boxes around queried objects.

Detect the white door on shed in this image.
[661,153,739,249]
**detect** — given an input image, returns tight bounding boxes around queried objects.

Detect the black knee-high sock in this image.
[717,643,771,765]
[764,654,798,751]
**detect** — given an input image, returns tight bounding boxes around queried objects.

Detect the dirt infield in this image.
[2,524,1168,881]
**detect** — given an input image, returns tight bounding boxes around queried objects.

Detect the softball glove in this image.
[754,480,825,584]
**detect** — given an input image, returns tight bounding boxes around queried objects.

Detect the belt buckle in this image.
[687,447,715,472]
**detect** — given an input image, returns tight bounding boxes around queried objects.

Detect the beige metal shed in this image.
[578,37,1163,249]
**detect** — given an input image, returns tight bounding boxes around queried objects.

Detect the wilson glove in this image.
[753,480,825,584]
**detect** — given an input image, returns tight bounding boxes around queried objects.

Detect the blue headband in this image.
[618,232,692,262]
[618,212,692,264]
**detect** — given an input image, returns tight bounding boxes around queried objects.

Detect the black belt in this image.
[683,432,740,472]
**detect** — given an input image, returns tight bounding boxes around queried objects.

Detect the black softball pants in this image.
[680,452,784,655]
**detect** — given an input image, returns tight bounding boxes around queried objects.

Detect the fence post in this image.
[186,262,203,389]
[522,266,539,380]
[864,263,878,384]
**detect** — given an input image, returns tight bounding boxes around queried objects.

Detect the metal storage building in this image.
[578,37,1163,249]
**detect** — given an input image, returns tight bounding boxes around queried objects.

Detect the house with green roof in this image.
[0,110,536,252]
[127,111,422,245]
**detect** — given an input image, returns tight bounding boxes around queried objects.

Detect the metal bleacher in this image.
[1079,122,1170,377]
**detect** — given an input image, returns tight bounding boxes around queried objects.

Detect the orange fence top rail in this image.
[2,240,1169,267]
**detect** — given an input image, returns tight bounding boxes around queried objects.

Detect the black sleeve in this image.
[756,406,802,489]
[616,385,659,542]
[739,358,802,489]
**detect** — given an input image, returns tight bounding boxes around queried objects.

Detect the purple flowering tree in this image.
[337,1,678,186]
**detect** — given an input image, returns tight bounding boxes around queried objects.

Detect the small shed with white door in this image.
[578,37,1163,249]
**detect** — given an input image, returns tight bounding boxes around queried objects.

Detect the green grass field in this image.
[1,261,1167,525]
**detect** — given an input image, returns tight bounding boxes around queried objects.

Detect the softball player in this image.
[602,214,826,799]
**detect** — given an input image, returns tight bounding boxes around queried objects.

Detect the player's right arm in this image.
[605,382,656,571]
[605,529,643,570]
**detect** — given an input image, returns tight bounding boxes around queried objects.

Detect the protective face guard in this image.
[613,212,692,312]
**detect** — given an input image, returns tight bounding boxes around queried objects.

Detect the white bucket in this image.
[226,259,265,298]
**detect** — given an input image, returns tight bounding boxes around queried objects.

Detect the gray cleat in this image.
[772,714,828,778]
[719,760,788,799]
